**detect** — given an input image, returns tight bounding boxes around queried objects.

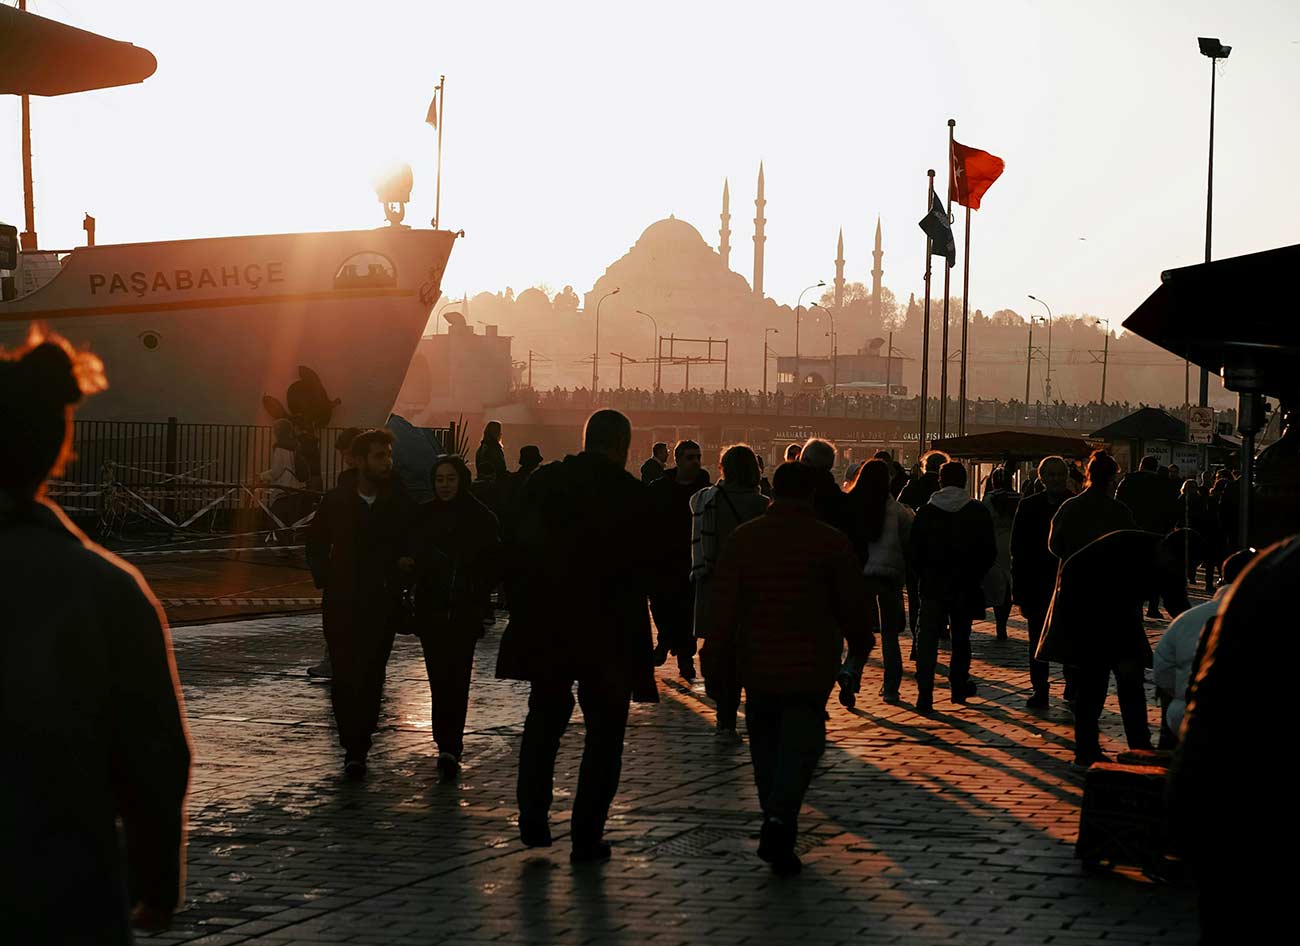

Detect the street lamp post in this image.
[1024,318,1035,411]
[1198,37,1231,407]
[1028,295,1053,403]
[794,281,826,383]
[764,328,779,396]
[634,309,660,391]
[1092,318,1111,406]
[593,288,620,394]
[811,303,837,395]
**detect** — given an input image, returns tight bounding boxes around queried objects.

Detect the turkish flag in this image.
[950,140,1005,210]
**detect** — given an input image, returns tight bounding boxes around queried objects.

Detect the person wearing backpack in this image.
[690,445,770,741]
[839,459,914,707]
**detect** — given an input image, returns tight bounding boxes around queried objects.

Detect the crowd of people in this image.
[519,385,1229,433]
[1,327,1284,944]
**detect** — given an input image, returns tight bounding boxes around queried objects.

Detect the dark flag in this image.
[425,93,438,129]
[918,189,956,267]
[950,140,1005,210]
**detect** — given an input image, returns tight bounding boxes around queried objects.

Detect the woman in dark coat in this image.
[411,456,501,781]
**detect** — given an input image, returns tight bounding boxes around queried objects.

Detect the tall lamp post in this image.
[1091,317,1111,406]
[635,308,660,391]
[1028,295,1053,403]
[794,281,826,381]
[764,328,779,396]
[592,287,620,393]
[1024,317,1036,411]
[1198,37,1230,408]
[811,303,837,395]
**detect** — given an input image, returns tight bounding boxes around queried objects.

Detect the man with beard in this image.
[648,439,710,680]
[498,410,657,863]
[306,428,412,779]
[1010,455,1073,708]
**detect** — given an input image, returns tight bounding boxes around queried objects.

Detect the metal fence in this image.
[53,418,455,536]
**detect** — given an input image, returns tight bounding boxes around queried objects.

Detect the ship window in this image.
[334,252,397,290]
[140,331,161,351]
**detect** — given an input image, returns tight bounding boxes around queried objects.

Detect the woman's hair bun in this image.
[20,341,84,407]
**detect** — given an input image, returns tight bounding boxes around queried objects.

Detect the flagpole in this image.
[939,119,955,440]
[919,169,935,456]
[958,206,971,436]
[434,75,445,229]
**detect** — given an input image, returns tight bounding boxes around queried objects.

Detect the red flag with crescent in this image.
[949,140,1005,210]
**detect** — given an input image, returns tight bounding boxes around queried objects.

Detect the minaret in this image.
[718,178,732,269]
[833,227,846,309]
[752,162,766,298]
[871,216,884,324]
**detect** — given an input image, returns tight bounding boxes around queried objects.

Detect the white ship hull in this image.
[0,227,456,426]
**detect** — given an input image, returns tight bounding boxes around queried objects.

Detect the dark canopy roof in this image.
[1123,244,1300,398]
[0,5,156,96]
[1091,407,1186,442]
[929,430,1096,460]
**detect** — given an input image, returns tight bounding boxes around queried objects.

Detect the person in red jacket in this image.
[710,461,871,875]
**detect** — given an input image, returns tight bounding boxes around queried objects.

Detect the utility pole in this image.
[1024,319,1035,410]
[1090,318,1111,406]
[18,0,37,250]
[764,328,779,396]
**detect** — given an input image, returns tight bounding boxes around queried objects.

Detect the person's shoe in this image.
[677,655,697,682]
[343,756,367,781]
[1071,751,1111,770]
[1025,692,1050,710]
[996,629,1009,641]
[715,724,743,745]
[519,817,552,848]
[838,686,856,709]
[307,659,332,679]
[570,841,612,864]
[915,697,934,714]
[880,690,901,705]
[951,681,978,704]
[436,752,459,782]
[652,641,670,667]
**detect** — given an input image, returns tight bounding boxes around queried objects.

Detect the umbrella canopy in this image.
[1091,407,1187,442]
[929,429,1096,461]
[0,5,156,96]
[1123,244,1300,398]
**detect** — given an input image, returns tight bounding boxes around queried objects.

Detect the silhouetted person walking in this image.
[475,420,509,484]
[640,441,668,483]
[1116,454,1179,617]
[498,410,657,863]
[841,458,913,705]
[981,468,1020,640]
[908,461,997,711]
[306,428,411,779]
[899,450,948,641]
[1,330,191,942]
[648,439,710,680]
[690,444,770,740]
[710,461,870,874]
[412,456,501,781]
[1010,455,1073,708]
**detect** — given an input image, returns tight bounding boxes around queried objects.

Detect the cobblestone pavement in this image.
[144,605,1198,946]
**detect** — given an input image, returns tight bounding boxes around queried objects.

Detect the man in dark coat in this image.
[907,461,997,711]
[1010,455,1073,708]
[710,460,871,874]
[640,441,668,484]
[899,450,948,638]
[306,428,412,779]
[474,420,509,484]
[2,331,190,942]
[647,439,710,680]
[1116,454,1179,617]
[799,438,850,533]
[497,410,657,863]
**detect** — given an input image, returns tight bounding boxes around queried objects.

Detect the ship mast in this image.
[19,0,37,250]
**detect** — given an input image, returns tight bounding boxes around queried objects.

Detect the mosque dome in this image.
[633,215,709,255]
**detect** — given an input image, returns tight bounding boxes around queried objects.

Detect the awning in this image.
[1123,244,1300,398]
[929,430,1096,460]
[0,5,156,96]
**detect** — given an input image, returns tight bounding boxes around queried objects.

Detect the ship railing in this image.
[53,419,454,542]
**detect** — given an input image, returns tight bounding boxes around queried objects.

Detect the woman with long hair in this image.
[1,328,191,941]
[839,458,914,706]
[411,455,501,781]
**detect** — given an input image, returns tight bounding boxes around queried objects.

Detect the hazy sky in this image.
[4,0,1298,326]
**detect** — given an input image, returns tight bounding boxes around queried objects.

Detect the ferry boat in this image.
[1,227,457,425]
